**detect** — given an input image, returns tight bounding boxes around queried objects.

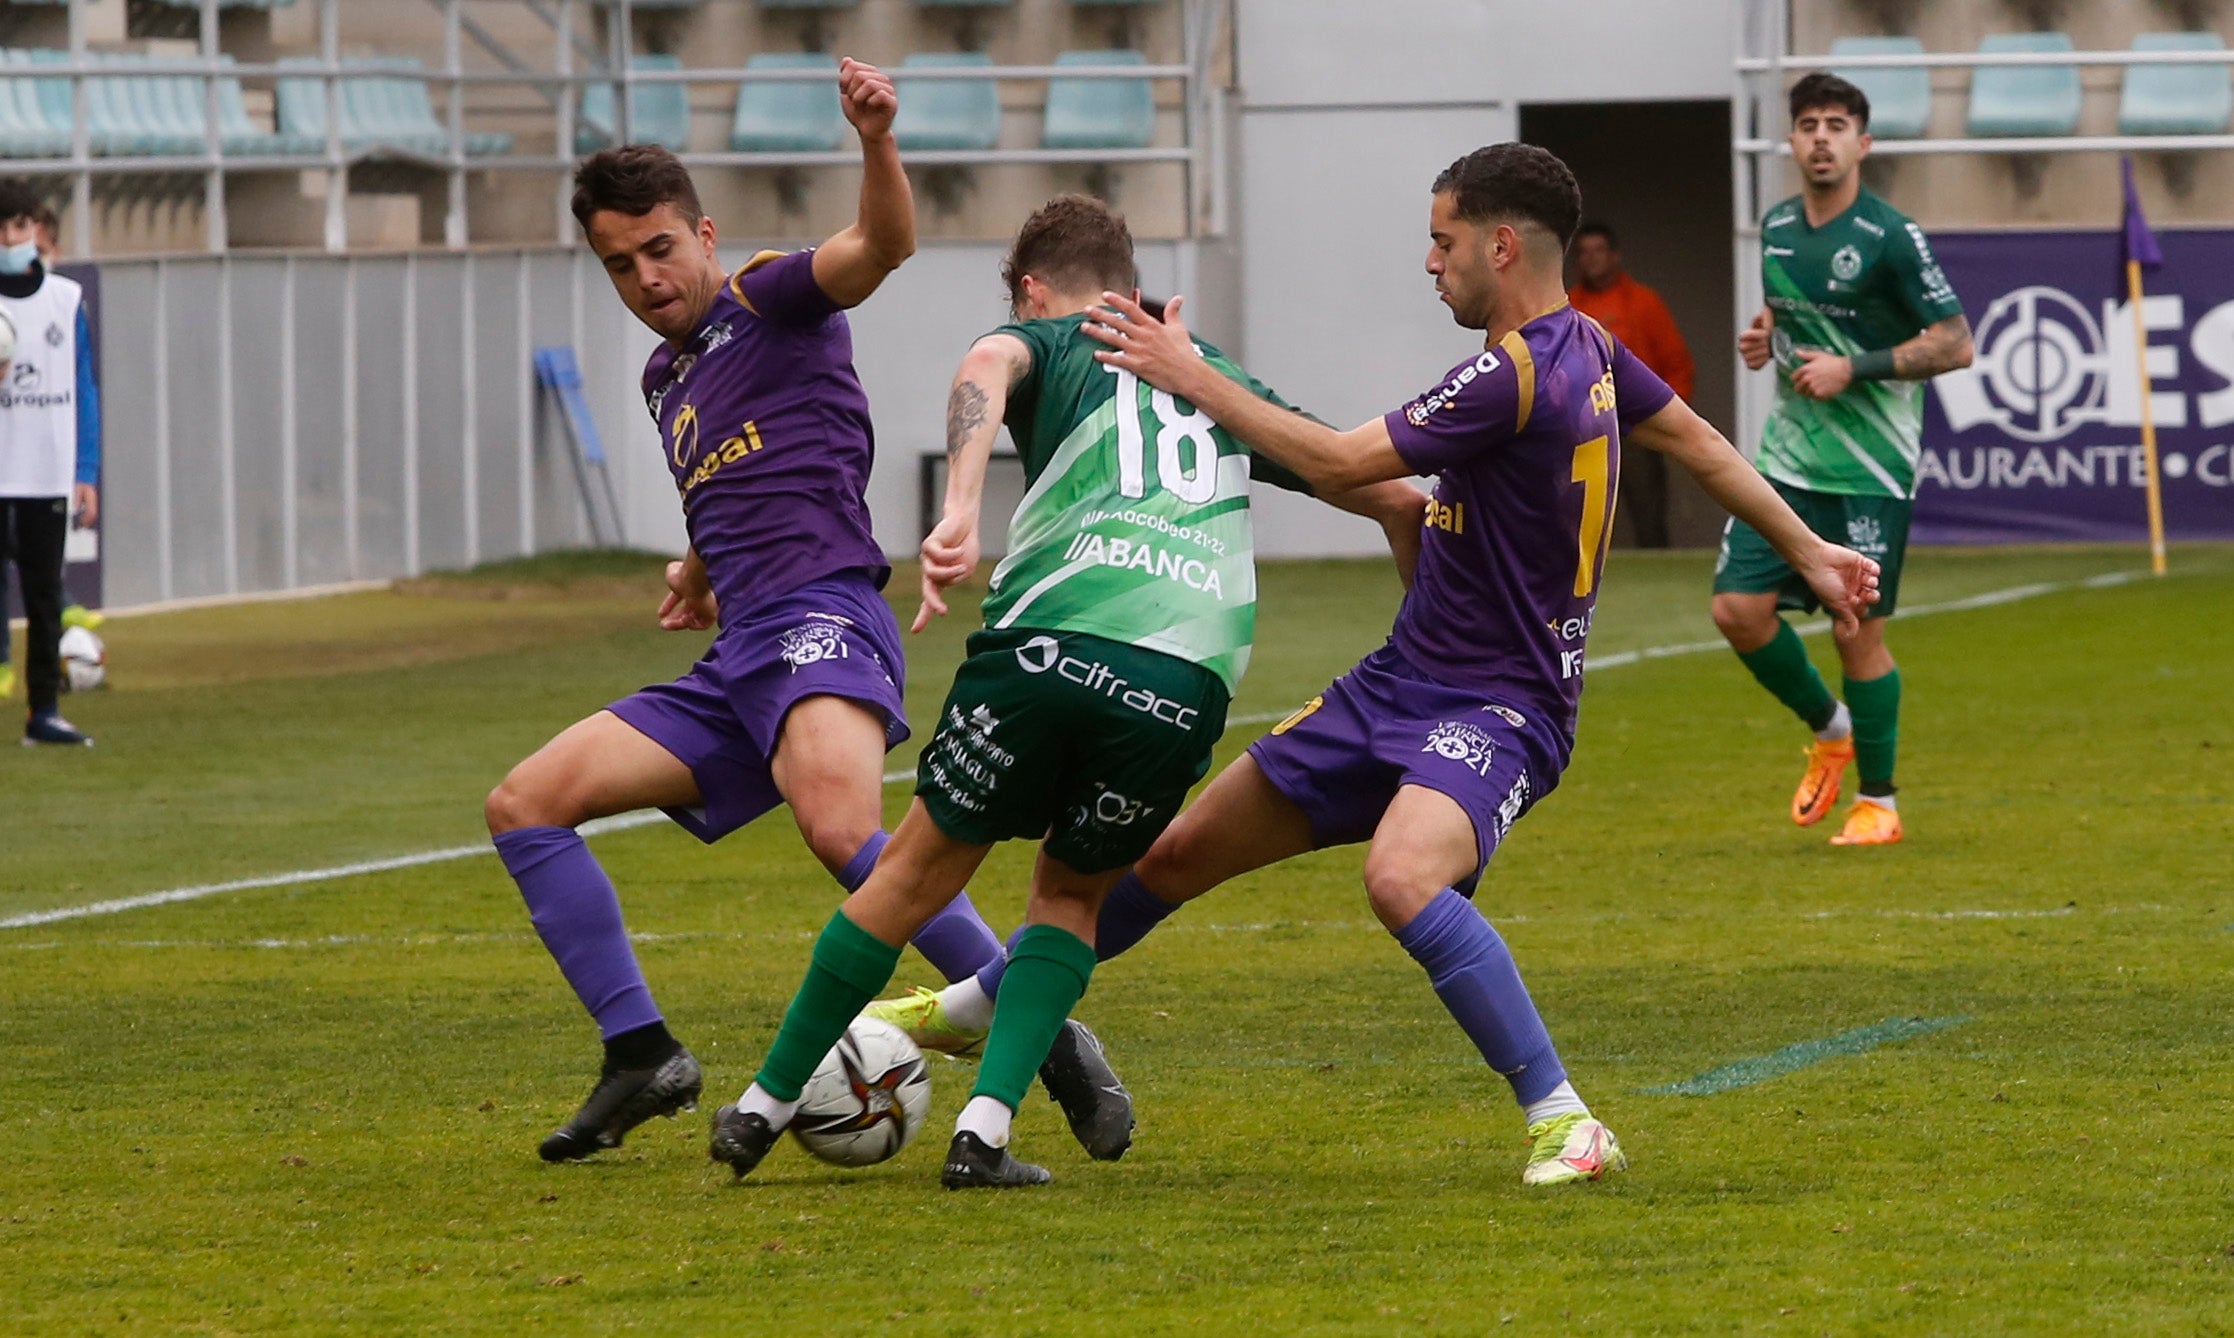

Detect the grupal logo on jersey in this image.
[1405,349,1503,426]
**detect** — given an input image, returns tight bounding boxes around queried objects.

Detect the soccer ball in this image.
[789,1016,931,1167]
[58,625,105,692]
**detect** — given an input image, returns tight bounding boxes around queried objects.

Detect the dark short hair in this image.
[1001,194,1136,306]
[570,145,703,233]
[1431,144,1583,247]
[1573,221,1618,249]
[1789,71,1871,130]
[0,178,41,227]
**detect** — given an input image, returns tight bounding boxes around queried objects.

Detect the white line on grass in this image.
[2,568,2144,932]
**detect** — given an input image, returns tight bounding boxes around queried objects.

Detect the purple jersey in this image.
[1384,306,1675,745]
[641,249,888,619]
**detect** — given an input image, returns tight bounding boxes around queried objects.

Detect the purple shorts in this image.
[1247,643,1569,881]
[607,573,909,843]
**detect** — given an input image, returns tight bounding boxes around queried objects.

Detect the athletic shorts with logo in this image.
[607,571,909,843]
[1248,643,1567,883]
[916,627,1230,874]
[1714,479,1910,616]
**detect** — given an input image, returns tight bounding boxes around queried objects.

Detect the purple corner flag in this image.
[2121,156,2164,271]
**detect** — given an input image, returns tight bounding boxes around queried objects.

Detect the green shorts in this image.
[915,627,1231,874]
[1715,480,1910,617]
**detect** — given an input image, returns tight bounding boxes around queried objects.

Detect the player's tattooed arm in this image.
[916,335,1032,632]
[1890,313,1974,379]
[1083,292,1413,492]
[811,58,917,309]
[1628,396,1881,633]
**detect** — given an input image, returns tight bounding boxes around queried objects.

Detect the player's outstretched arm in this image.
[1083,292,1411,492]
[915,334,1032,632]
[1627,396,1880,633]
[809,58,916,310]
[659,546,719,631]
[1320,480,1431,589]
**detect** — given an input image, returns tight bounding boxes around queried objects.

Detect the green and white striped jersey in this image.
[1758,188,1964,498]
[979,313,1310,693]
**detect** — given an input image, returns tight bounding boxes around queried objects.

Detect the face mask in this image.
[0,241,37,275]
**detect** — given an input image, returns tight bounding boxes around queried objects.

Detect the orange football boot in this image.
[1830,797,1903,846]
[1791,735,1855,826]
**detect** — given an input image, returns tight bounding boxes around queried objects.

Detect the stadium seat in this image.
[213,55,323,155]
[0,51,72,157]
[1967,32,2081,138]
[1828,36,1931,140]
[578,53,692,154]
[729,52,844,152]
[2119,32,2233,136]
[279,57,511,159]
[893,52,999,151]
[1041,48,1152,150]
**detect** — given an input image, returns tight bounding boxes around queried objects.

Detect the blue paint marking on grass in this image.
[1639,1016,1970,1097]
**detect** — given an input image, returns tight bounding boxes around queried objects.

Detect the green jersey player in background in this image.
[708,195,1428,1187]
[1720,72,1973,847]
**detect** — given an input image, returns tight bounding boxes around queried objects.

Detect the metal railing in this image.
[12,0,1227,256]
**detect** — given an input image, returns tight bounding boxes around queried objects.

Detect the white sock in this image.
[1522,1081,1590,1128]
[1815,701,1852,742]
[1860,792,1896,811]
[956,1094,1013,1147]
[938,976,996,1033]
[737,1082,799,1131]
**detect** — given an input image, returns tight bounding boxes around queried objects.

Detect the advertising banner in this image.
[1916,229,2234,544]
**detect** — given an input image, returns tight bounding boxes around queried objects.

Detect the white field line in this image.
[1,568,2145,932]
[5,579,393,634]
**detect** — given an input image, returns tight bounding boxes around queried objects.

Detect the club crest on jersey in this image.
[45,321,64,347]
[1424,721,1497,776]
[778,620,848,670]
[1831,245,1863,281]
[1845,514,1887,557]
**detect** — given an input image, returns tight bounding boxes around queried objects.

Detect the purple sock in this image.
[495,825,661,1041]
[1395,888,1566,1106]
[970,871,1180,999]
[838,830,1003,984]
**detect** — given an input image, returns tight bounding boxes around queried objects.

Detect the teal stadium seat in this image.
[578,54,691,153]
[1829,36,1931,140]
[893,52,999,151]
[729,53,843,152]
[214,55,323,155]
[0,51,72,157]
[1041,48,1152,150]
[2119,32,2232,136]
[279,57,511,158]
[1967,31,2081,138]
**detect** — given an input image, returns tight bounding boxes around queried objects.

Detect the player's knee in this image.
[485,771,564,835]
[1361,855,1442,933]
[1711,595,1775,649]
[1132,823,1205,902]
[796,810,881,879]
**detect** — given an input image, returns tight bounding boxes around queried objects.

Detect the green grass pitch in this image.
[3,545,2231,1334]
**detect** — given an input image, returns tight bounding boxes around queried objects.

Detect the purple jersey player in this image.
[1061,143,1881,1186]
[481,61,1012,1163]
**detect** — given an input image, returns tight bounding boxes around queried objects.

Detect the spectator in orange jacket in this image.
[1569,222,1694,547]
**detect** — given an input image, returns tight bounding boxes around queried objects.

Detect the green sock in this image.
[1735,620,1838,732]
[972,924,1098,1112]
[1844,668,1901,795]
[753,910,903,1102]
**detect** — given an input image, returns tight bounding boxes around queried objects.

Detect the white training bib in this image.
[0,272,84,499]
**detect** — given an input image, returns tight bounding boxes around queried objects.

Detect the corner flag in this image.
[2121,157,2168,575]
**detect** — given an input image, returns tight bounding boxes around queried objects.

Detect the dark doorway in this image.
[1522,99,1734,549]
